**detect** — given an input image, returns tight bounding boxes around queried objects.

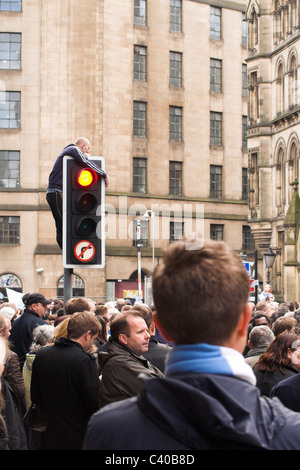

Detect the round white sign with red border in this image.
[74,240,96,262]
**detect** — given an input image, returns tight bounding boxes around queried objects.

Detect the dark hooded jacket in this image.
[84,372,300,450]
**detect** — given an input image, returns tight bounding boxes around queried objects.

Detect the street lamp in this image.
[143,210,155,273]
[264,247,276,284]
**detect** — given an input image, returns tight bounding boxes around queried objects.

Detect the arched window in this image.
[273,0,282,43]
[249,71,259,121]
[276,61,285,114]
[288,54,297,108]
[0,273,22,301]
[57,274,85,298]
[248,7,258,50]
[288,140,299,202]
[276,145,286,214]
[290,0,296,33]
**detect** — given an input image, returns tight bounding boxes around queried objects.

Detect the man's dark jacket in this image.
[98,339,163,408]
[270,373,300,412]
[31,337,100,450]
[9,308,47,368]
[84,372,300,450]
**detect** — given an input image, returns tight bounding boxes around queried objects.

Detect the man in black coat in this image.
[31,311,101,450]
[9,293,50,369]
[270,365,300,412]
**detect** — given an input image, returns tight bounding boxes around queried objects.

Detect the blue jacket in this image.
[84,372,300,450]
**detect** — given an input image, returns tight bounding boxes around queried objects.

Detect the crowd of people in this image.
[0,237,300,450]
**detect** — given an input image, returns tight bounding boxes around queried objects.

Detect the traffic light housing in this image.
[63,156,105,269]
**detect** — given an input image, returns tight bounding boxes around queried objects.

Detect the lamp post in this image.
[264,247,276,284]
[136,218,142,298]
[143,210,155,273]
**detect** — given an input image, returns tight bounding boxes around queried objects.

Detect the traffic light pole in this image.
[64,267,73,304]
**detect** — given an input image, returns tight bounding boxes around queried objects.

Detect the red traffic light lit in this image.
[77,168,98,187]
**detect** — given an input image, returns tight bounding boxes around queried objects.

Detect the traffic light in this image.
[63,156,105,269]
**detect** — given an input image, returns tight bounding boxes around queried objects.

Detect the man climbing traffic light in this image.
[63,156,105,268]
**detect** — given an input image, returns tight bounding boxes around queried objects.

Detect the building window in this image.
[0,151,20,188]
[249,152,259,216]
[170,0,182,33]
[242,115,247,149]
[57,274,85,298]
[242,167,248,201]
[210,58,222,93]
[0,91,20,128]
[288,141,298,203]
[210,224,224,241]
[0,33,21,70]
[169,161,182,196]
[242,12,247,46]
[210,111,222,146]
[210,165,222,199]
[133,157,147,194]
[210,6,221,40]
[242,64,247,97]
[249,7,258,50]
[276,62,284,115]
[0,0,21,11]
[133,101,147,137]
[0,273,22,300]
[134,0,147,26]
[169,106,182,141]
[0,216,20,244]
[288,54,297,109]
[170,51,182,87]
[133,219,148,247]
[170,221,184,243]
[276,146,286,214]
[242,226,255,251]
[249,71,259,121]
[134,45,147,81]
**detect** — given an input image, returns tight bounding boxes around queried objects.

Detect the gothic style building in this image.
[247,0,300,299]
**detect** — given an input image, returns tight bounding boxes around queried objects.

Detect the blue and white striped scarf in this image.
[165,343,256,385]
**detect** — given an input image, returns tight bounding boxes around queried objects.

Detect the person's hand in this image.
[105,175,109,188]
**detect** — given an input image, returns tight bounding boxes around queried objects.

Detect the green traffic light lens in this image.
[77,218,96,237]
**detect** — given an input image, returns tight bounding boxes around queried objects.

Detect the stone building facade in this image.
[246,0,300,300]
[0,0,250,302]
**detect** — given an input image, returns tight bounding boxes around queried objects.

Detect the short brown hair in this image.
[152,237,250,345]
[131,304,153,328]
[67,311,100,339]
[272,316,297,336]
[65,297,91,315]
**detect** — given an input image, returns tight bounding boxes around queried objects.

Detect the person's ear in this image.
[153,312,173,343]
[118,333,128,345]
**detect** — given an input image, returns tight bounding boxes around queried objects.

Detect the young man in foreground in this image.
[84,237,300,450]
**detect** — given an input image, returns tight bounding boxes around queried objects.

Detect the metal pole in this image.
[64,267,73,304]
[254,250,258,304]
